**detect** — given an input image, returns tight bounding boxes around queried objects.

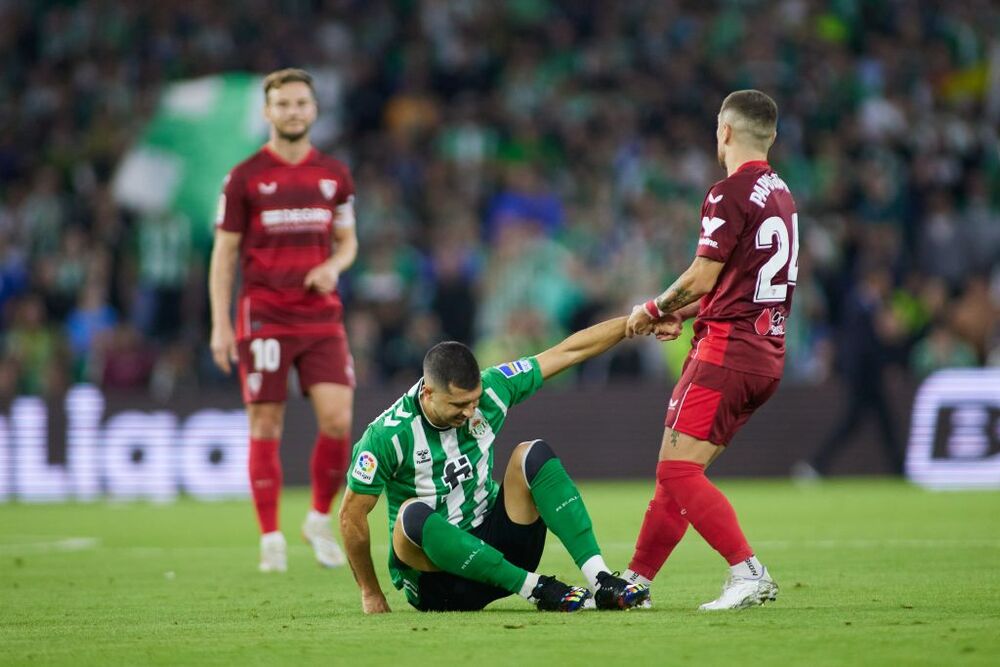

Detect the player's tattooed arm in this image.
[340,490,391,614]
[627,257,724,337]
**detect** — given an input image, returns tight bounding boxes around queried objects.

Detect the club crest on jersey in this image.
[246,372,262,398]
[498,359,532,378]
[469,415,488,438]
[754,307,786,337]
[258,181,277,195]
[319,179,337,200]
[352,451,378,484]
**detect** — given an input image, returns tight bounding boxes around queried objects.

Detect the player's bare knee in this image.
[249,408,283,440]
[318,410,352,438]
[396,499,434,548]
[517,439,557,486]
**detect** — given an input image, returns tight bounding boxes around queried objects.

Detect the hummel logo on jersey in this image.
[669,399,679,410]
[258,181,277,195]
[701,216,726,238]
[415,448,431,464]
[319,178,337,200]
[707,192,724,204]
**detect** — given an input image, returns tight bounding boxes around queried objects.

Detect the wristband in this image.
[644,299,665,318]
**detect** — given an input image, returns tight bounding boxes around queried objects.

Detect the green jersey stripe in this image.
[410,417,438,506]
[469,417,496,528]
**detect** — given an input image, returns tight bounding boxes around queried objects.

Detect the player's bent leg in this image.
[393,498,592,612]
[658,427,777,610]
[514,439,649,610]
[247,402,287,571]
[302,383,353,568]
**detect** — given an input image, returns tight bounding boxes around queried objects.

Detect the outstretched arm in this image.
[626,257,724,337]
[535,316,627,380]
[339,489,390,614]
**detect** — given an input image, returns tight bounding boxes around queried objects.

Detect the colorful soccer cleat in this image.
[530,575,594,612]
[594,571,652,610]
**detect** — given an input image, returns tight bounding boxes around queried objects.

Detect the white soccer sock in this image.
[623,568,652,587]
[306,509,329,523]
[261,531,285,545]
[581,554,611,590]
[730,555,764,579]
[519,572,542,600]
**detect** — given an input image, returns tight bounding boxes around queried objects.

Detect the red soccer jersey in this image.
[216,146,355,340]
[689,160,799,379]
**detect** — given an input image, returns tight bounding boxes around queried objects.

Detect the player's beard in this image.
[277,127,310,143]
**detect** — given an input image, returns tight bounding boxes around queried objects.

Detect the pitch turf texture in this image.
[2,481,998,666]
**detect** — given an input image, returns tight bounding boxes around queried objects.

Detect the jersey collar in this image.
[263,144,316,167]
[735,160,771,173]
[413,378,451,432]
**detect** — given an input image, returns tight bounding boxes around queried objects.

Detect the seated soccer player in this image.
[339,318,652,613]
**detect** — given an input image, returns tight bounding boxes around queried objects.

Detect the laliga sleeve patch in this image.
[497,359,533,378]
[352,451,378,484]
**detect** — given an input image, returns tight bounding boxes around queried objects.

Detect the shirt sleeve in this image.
[481,356,544,410]
[215,170,248,233]
[696,185,747,264]
[334,167,356,230]
[346,427,397,496]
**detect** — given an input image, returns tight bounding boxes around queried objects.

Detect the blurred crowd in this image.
[0,0,998,402]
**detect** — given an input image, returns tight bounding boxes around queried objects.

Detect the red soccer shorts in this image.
[664,359,779,446]
[237,335,355,404]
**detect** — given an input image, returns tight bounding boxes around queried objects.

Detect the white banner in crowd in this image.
[0,385,249,503]
[906,369,1000,490]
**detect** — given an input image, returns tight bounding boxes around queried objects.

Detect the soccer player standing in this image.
[339,319,651,613]
[623,90,797,609]
[209,69,358,572]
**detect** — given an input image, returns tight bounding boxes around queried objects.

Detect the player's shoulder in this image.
[366,385,419,443]
[311,150,352,176]
[482,358,535,385]
[226,147,271,182]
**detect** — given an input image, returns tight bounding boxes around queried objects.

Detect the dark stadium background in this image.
[0,0,998,495]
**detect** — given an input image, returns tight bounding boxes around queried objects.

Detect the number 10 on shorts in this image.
[250,338,281,372]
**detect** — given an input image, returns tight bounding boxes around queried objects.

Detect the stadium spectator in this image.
[0,1,995,404]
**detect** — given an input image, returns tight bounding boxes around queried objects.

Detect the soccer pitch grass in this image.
[2,480,998,666]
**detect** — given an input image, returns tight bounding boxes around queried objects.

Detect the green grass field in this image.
[2,480,998,666]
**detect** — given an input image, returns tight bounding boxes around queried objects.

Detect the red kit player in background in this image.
[209,69,359,573]
[624,90,798,609]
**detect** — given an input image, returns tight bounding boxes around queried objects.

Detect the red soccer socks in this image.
[656,460,753,566]
[248,438,282,534]
[628,481,690,580]
[310,433,350,514]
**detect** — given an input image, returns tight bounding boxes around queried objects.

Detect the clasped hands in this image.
[626,305,683,341]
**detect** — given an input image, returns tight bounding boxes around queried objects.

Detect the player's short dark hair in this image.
[423,342,480,391]
[720,90,778,145]
[263,68,315,102]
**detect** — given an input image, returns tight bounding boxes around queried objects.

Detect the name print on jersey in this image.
[749,172,790,208]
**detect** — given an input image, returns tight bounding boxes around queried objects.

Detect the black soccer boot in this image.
[594,571,651,610]
[530,575,593,612]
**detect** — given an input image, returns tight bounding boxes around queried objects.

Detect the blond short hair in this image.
[720,90,778,149]
[262,68,315,102]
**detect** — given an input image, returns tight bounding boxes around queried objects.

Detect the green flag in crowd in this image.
[113,73,267,249]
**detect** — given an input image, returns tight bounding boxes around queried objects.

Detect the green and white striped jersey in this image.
[347,356,544,590]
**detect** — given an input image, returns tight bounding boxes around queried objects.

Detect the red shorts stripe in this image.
[664,358,779,445]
